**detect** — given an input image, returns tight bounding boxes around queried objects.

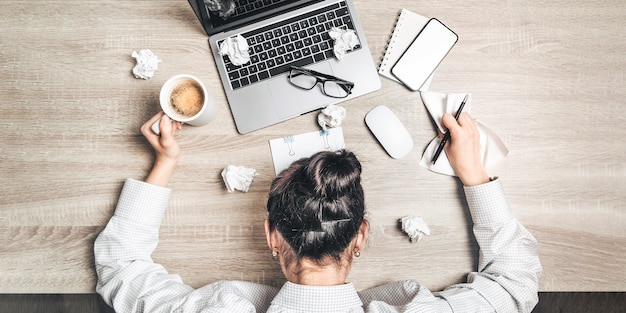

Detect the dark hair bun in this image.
[306,150,362,198]
[267,150,365,263]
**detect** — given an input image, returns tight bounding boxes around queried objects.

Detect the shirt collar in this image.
[270,281,363,312]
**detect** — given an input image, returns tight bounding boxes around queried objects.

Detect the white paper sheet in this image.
[269,128,345,175]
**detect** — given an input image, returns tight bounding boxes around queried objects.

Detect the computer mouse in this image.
[365,105,414,159]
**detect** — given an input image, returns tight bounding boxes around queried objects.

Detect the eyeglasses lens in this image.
[323,80,350,98]
[289,67,352,98]
[290,71,318,89]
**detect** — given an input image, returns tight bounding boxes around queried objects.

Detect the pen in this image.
[430,94,469,164]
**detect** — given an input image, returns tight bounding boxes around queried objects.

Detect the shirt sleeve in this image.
[94,178,195,312]
[94,179,281,312]
[437,178,542,313]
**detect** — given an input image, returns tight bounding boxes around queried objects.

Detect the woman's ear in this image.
[354,220,369,252]
[264,219,277,251]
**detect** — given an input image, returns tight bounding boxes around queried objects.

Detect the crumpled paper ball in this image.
[218,34,250,66]
[399,215,431,242]
[328,27,360,60]
[318,104,346,130]
[131,49,162,79]
[221,165,258,192]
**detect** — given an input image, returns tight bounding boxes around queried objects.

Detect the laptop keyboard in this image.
[220,1,360,90]
[231,0,288,18]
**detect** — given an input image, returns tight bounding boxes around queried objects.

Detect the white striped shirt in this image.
[95,178,541,312]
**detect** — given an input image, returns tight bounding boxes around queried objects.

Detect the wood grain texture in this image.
[0,0,624,293]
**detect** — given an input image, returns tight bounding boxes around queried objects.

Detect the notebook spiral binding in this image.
[378,10,405,71]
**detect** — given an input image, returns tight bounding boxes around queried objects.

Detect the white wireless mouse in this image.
[365,105,414,159]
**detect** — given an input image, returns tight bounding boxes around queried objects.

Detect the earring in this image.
[353,248,361,258]
[271,250,278,257]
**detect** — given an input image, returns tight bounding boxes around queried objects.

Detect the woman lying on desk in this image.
[95,111,541,312]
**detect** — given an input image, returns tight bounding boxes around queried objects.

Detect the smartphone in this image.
[391,18,458,91]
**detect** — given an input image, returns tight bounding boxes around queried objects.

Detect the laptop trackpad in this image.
[269,63,334,119]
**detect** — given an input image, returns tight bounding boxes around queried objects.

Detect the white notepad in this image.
[378,9,432,88]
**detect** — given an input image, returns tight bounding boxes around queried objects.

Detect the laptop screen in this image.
[193,0,320,36]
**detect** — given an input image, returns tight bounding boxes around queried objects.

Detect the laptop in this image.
[188,0,381,134]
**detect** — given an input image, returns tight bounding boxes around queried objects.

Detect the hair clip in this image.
[291,218,352,232]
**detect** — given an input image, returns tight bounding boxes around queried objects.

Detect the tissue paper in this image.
[419,91,509,176]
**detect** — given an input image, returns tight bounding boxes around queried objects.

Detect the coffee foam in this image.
[170,80,204,118]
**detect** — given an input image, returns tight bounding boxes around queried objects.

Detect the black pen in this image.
[430,94,469,164]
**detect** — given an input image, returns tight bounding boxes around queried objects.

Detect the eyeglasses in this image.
[288,66,355,98]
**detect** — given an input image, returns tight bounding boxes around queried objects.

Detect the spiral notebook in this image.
[378,9,434,90]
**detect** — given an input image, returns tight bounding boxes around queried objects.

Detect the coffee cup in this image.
[151,74,216,134]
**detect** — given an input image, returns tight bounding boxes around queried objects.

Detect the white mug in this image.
[151,74,216,134]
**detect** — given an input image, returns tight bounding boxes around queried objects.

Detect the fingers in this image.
[140,111,183,151]
[456,112,477,130]
[439,111,489,186]
[159,115,181,148]
[141,112,165,149]
[458,113,480,144]
[441,113,459,133]
[159,114,173,137]
[141,111,182,135]
[442,112,478,138]
[141,111,165,135]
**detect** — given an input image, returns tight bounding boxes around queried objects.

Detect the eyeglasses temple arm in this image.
[291,66,353,84]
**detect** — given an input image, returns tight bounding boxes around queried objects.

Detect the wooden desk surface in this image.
[1,0,624,293]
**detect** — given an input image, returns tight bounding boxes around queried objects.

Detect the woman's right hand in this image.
[441,112,490,186]
[140,111,183,187]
